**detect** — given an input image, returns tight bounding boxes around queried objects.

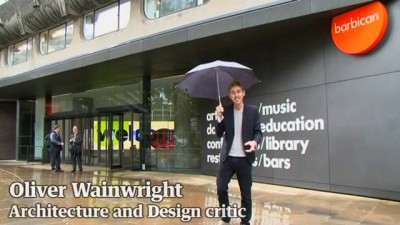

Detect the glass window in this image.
[39,21,73,55]
[48,24,66,52]
[0,0,9,6]
[13,41,28,64]
[144,0,159,19]
[66,21,73,46]
[83,12,95,40]
[144,0,207,19]
[50,82,142,114]
[150,75,202,170]
[119,0,131,29]
[7,45,13,65]
[39,32,49,55]
[83,0,131,40]
[7,38,33,65]
[95,2,119,37]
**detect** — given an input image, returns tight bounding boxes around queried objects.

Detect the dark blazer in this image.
[70,132,83,154]
[50,131,63,151]
[216,103,262,164]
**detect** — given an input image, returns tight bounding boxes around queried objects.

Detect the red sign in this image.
[331,1,388,54]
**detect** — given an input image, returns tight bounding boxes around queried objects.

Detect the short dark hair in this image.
[54,124,60,130]
[228,81,244,91]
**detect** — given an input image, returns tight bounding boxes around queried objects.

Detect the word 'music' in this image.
[334,13,379,34]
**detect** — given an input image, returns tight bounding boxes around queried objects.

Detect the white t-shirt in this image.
[228,108,246,157]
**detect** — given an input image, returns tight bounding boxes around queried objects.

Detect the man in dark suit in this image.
[70,125,83,173]
[215,81,262,225]
[49,124,64,172]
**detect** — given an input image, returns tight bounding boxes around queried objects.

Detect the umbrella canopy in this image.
[176,60,260,103]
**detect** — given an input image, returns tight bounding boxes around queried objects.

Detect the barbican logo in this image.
[331,1,388,54]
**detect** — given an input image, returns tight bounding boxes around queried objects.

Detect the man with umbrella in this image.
[177,61,262,225]
[214,81,262,225]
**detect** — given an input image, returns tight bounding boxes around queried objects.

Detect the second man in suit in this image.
[70,125,83,172]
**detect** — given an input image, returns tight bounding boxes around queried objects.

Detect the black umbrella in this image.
[176,60,260,104]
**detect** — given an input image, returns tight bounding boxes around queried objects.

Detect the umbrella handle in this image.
[215,68,221,105]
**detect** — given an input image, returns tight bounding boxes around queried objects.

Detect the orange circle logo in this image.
[331,1,388,54]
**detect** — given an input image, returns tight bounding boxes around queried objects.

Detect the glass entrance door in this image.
[47,111,143,170]
[76,117,94,167]
[122,112,141,170]
[110,114,122,169]
[93,115,109,167]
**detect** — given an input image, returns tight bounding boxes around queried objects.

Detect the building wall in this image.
[325,0,400,200]
[201,0,400,200]
[0,0,286,79]
[0,101,16,160]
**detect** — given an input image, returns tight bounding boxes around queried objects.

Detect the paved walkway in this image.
[0,161,399,225]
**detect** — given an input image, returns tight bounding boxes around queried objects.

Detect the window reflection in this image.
[39,21,73,55]
[7,38,33,65]
[50,82,142,114]
[145,0,207,19]
[83,0,131,40]
[0,0,9,6]
[40,32,49,54]
[48,24,66,52]
[119,0,131,28]
[14,40,28,64]
[66,21,73,48]
[83,12,95,40]
[94,3,119,37]
[150,75,202,170]
[7,45,13,65]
